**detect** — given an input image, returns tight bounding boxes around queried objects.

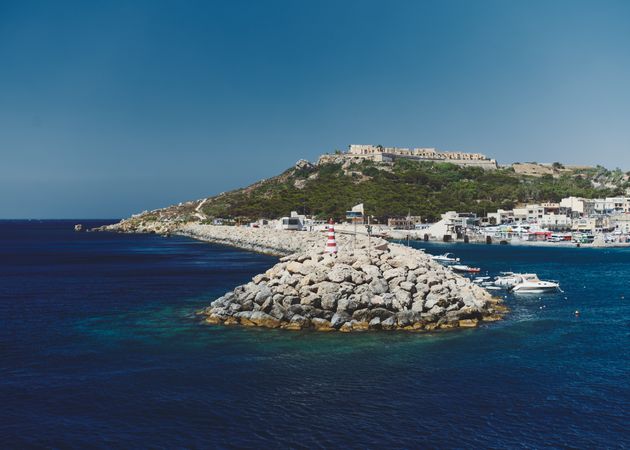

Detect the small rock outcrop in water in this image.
[200,237,505,332]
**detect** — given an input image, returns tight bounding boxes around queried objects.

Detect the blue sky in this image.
[1,0,629,218]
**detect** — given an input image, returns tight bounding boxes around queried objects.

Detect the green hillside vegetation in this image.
[198,159,627,223]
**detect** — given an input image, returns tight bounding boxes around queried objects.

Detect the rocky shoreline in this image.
[95,221,506,332]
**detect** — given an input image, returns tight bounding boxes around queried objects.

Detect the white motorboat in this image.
[451,264,481,273]
[473,276,491,284]
[431,253,460,264]
[508,274,560,294]
[485,285,503,291]
[494,272,525,288]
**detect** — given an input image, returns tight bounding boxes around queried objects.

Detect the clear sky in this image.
[1,0,629,218]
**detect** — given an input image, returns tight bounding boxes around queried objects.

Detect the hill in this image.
[114,155,629,228]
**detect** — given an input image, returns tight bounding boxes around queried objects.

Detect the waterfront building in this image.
[610,214,630,234]
[387,216,423,229]
[422,211,479,240]
[541,202,561,214]
[540,213,572,230]
[512,204,544,222]
[572,217,608,233]
[277,211,307,231]
[486,209,514,225]
[560,197,586,217]
[602,197,630,214]
[580,197,630,216]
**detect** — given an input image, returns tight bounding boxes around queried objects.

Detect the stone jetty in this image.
[185,226,505,332]
[97,221,506,332]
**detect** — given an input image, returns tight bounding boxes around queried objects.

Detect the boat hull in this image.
[510,284,560,294]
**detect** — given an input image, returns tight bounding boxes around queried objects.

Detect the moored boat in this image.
[431,252,460,264]
[451,264,481,273]
[473,276,491,283]
[508,273,560,294]
[494,272,523,288]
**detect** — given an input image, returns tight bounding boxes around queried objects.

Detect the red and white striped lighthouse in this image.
[325,218,338,254]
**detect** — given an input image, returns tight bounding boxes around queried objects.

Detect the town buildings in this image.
[483,196,630,234]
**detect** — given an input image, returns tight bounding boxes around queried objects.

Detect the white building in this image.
[486,209,514,224]
[604,197,630,214]
[610,214,630,233]
[572,216,610,233]
[540,213,572,230]
[512,204,544,222]
[560,197,586,216]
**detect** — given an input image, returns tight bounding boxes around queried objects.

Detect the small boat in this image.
[451,264,481,273]
[431,253,460,264]
[506,274,560,294]
[473,276,491,283]
[494,272,524,288]
[485,285,503,291]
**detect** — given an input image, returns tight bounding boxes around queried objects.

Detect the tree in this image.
[552,162,564,169]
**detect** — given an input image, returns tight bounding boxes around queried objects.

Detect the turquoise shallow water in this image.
[1,221,629,448]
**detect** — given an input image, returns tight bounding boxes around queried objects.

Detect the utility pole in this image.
[353,216,357,250]
[407,209,411,247]
[366,214,373,259]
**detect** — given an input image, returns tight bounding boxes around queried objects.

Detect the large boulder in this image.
[369,278,389,294]
[337,297,359,314]
[352,308,371,322]
[254,285,273,304]
[286,314,310,330]
[316,281,341,296]
[360,265,381,281]
[331,312,351,329]
[320,293,339,311]
[286,260,315,276]
[300,293,321,308]
[380,316,397,330]
[327,264,354,283]
[247,311,281,328]
[383,267,407,281]
[392,289,412,311]
[311,318,334,331]
[269,304,287,320]
[367,307,394,321]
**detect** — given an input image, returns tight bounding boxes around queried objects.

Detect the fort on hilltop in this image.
[342,144,498,169]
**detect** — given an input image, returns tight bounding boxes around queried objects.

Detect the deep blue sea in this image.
[1,221,628,448]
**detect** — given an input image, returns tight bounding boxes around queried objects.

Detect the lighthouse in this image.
[325,218,338,254]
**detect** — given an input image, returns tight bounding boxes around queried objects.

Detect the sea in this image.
[1,220,628,448]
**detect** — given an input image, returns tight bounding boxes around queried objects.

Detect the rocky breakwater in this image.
[178,223,329,256]
[201,239,505,332]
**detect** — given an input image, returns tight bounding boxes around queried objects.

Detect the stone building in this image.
[347,144,497,169]
[387,216,423,229]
